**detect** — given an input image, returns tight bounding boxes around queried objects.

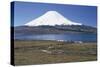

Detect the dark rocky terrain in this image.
[13,25,97,35]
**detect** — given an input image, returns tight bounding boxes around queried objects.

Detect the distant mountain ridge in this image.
[14,25,97,35]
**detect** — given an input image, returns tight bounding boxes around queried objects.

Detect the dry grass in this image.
[14,40,97,65]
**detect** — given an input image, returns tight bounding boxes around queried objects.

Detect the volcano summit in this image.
[25,11,82,26]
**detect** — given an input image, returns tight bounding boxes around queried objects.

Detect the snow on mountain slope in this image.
[24,11,82,26]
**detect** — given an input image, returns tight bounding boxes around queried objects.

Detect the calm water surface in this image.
[15,33,97,42]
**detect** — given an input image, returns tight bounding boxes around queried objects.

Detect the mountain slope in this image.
[24,11,82,26]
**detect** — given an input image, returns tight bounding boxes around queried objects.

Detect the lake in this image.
[14,33,97,42]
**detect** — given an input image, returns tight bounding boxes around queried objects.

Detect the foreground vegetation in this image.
[14,40,97,65]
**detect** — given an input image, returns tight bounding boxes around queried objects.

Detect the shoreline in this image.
[14,39,97,43]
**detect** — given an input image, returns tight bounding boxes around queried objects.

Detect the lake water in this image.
[15,33,97,42]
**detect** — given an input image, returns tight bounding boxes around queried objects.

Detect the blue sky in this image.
[12,1,97,27]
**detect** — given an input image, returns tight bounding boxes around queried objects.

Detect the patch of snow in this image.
[41,50,52,54]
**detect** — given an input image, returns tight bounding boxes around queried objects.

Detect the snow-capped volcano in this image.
[25,11,82,26]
